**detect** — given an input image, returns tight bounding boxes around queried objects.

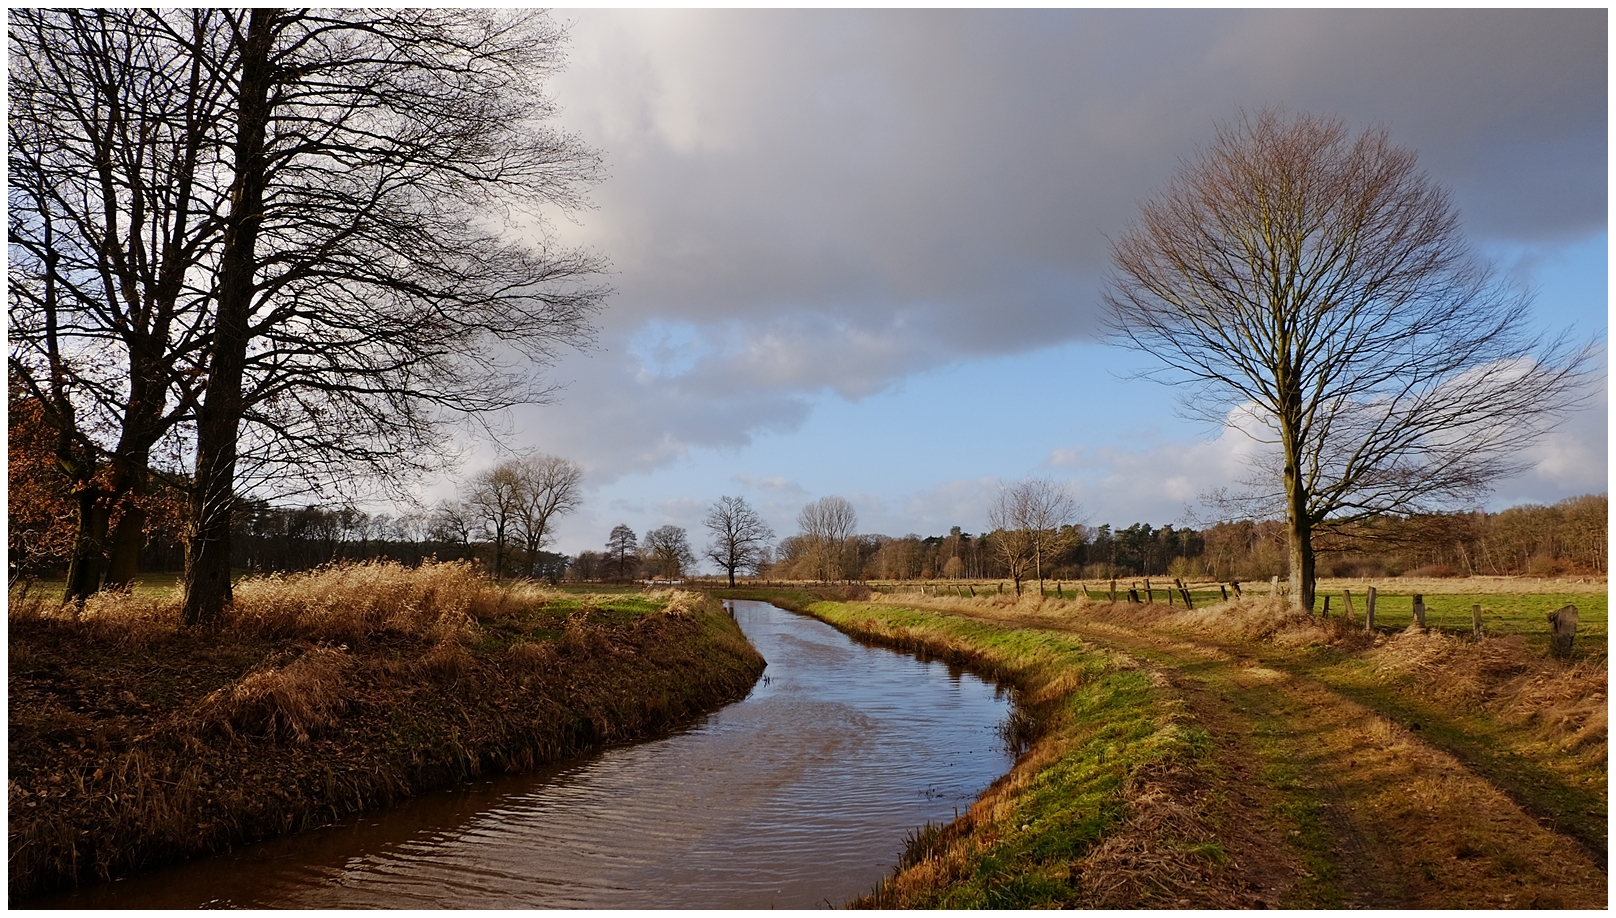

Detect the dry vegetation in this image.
[753,582,1605,908]
[9,562,764,901]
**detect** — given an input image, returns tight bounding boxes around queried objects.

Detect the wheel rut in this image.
[950,608,1607,908]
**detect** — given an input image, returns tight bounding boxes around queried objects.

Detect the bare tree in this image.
[427,500,476,557]
[796,495,858,582]
[123,9,605,626]
[987,479,1077,595]
[466,464,523,579]
[510,454,584,578]
[605,524,638,581]
[703,495,775,587]
[641,525,696,580]
[1105,109,1591,610]
[8,9,232,600]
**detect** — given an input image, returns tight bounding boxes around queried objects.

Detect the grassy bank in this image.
[722,584,1606,907]
[10,562,765,901]
[721,586,1239,908]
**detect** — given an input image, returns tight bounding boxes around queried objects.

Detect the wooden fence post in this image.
[1365,587,1377,632]
[1220,584,1228,601]
[1080,581,1091,599]
[1177,578,1193,609]
[1321,595,1331,618]
[1412,594,1426,629]
[1270,575,1280,596]
[1128,588,1141,603]
[1342,589,1355,623]
[1471,603,1483,639]
[1144,578,1155,603]
[1109,579,1117,603]
[1548,605,1579,658]
[968,584,976,598]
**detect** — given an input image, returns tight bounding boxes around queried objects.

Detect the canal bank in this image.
[9,564,764,901]
[719,587,1239,908]
[22,599,1016,908]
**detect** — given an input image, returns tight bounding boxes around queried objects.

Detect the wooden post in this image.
[1471,603,1483,639]
[1270,575,1280,596]
[1127,588,1140,603]
[1412,594,1426,629]
[1220,584,1228,601]
[1179,580,1193,609]
[1365,586,1377,632]
[1056,582,1063,599]
[1080,581,1091,599]
[1144,578,1155,603]
[1109,579,1117,602]
[1321,595,1331,618]
[1548,605,1579,658]
[1231,580,1242,598]
[1342,589,1355,623]
[968,584,976,598]
[1167,585,1174,606]
[998,582,1004,595]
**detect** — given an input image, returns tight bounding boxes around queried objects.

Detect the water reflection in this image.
[29,600,1014,909]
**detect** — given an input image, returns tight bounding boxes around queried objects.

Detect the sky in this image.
[410,9,1608,562]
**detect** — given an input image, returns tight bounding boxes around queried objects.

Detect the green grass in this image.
[774,596,1218,908]
[1342,591,1607,648]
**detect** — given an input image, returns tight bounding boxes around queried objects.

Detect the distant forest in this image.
[11,472,1603,584]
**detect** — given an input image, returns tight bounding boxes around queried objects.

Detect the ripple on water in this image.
[30,600,1015,909]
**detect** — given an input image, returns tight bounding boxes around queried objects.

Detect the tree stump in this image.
[1127,588,1141,603]
[1548,605,1579,658]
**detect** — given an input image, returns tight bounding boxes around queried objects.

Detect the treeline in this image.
[757,494,1607,583]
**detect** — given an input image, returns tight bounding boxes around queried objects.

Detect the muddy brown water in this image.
[28,600,1015,909]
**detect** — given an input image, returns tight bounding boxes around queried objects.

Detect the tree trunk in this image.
[63,486,110,603]
[182,9,276,627]
[1285,501,1316,613]
[103,500,146,590]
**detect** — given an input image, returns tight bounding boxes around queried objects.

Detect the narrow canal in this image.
[31,600,1016,909]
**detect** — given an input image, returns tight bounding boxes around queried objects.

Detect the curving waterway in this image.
[28,600,1015,909]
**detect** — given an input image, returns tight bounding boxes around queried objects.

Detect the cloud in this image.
[510,9,1606,483]
[732,473,807,497]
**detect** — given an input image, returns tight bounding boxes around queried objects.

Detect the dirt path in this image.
[972,610,1607,908]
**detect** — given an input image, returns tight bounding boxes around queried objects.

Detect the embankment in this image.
[720,587,1240,908]
[730,587,1606,908]
[10,563,765,901]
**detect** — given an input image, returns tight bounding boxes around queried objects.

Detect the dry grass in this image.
[227,560,548,641]
[198,645,351,743]
[10,565,766,901]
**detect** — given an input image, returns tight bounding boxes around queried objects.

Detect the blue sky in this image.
[404,9,1607,561]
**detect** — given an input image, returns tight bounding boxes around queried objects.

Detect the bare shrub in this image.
[200,645,350,742]
[1402,563,1461,579]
